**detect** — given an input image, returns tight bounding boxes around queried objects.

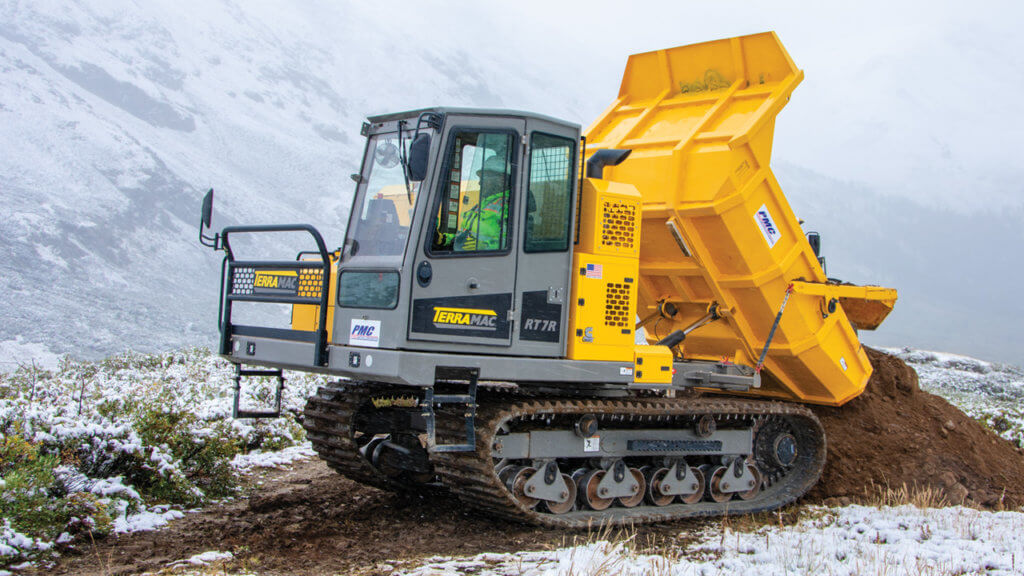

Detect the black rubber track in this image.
[304,382,826,528]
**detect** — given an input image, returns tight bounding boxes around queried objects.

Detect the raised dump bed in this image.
[585,32,896,406]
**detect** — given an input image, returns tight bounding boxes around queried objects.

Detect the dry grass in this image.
[866,480,950,509]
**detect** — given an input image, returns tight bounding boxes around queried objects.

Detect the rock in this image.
[947,483,969,504]
[939,471,958,488]
[822,496,853,507]
[943,420,956,431]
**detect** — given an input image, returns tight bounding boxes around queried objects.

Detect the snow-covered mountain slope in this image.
[0,1,579,361]
[0,1,1021,366]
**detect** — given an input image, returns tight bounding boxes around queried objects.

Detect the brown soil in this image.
[51,349,1024,575]
[808,347,1024,507]
[50,460,707,576]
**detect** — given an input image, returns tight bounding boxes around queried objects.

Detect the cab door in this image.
[512,120,580,357]
[407,117,525,347]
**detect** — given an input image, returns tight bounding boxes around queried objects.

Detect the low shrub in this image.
[0,347,326,570]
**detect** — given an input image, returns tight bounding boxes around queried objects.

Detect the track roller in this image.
[679,466,706,505]
[540,474,577,514]
[576,469,613,511]
[504,466,539,509]
[617,468,646,508]
[736,465,763,501]
[644,467,674,507]
[706,465,732,503]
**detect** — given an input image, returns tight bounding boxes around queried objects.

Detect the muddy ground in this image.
[52,458,715,576]
[53,350,1024,575]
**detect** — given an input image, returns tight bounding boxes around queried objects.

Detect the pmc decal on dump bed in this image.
[411,293,512,339]
[753,204,782,248]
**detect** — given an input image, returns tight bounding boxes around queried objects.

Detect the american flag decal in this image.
[585,263,603,279]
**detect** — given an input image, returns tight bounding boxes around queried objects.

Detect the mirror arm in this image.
[199,225,221,250]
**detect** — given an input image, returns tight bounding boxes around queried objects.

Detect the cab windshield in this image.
[346,133,421,257]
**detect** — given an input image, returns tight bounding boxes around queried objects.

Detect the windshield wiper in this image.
[398,120,413,204]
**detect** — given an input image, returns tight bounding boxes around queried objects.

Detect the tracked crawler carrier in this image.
[199,32,897,525]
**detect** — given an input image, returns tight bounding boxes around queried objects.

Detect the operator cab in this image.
[340,108,581,359]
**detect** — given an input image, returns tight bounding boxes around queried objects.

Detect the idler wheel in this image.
[506,466,539,509]
[736,465,763,501]
[678,466,706,505]
[541,473,577,515]
[576,469,613,511]
[706,465,733,503]
[617,468,646,508]
[497,465,517,485]
[645,467,674,507]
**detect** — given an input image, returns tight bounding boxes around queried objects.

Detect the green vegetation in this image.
[0,348,326,570]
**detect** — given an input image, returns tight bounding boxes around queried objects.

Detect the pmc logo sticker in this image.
[432,307,498,331]
[350,319,381,348]
[753,204,781,248]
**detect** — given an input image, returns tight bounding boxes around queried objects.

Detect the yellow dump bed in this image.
[585,32,896,406]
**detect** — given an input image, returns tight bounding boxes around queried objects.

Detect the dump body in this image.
[586,32,896,406]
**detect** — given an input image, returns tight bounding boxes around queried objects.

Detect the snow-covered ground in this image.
[2,346,1022,574]
[402,505,1024,576]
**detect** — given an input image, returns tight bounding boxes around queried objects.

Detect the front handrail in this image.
[217,223,331,367]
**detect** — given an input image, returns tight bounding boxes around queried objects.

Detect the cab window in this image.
[347,134,419,257]
[524,133,575,253]
[431,131,514,254]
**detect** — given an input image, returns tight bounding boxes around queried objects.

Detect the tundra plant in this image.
[0,348,325,569]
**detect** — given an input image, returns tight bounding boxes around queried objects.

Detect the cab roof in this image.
[366,107,580,131]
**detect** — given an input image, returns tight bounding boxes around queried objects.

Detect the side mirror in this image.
[201,189,214,229]
[199,189,218,249]
[407,133,431,181]
[806,231,821,257]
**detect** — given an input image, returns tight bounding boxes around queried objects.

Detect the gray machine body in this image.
[219,108,757,392]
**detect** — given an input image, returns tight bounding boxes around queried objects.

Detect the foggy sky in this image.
[346,0,1024,212]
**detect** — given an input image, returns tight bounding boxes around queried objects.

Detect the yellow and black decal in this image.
[231,268,306,298]
[519,290,561,343]
[253,270,298,294]
[411,293,512,339]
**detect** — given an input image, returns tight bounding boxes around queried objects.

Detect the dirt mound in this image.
[808,347,1024,508]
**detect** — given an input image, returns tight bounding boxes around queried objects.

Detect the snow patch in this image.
[402,505,1024,576]
[230,442,315,472]
[0,338,62,373]
[113,507,185,534]
[171,550,234,567]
